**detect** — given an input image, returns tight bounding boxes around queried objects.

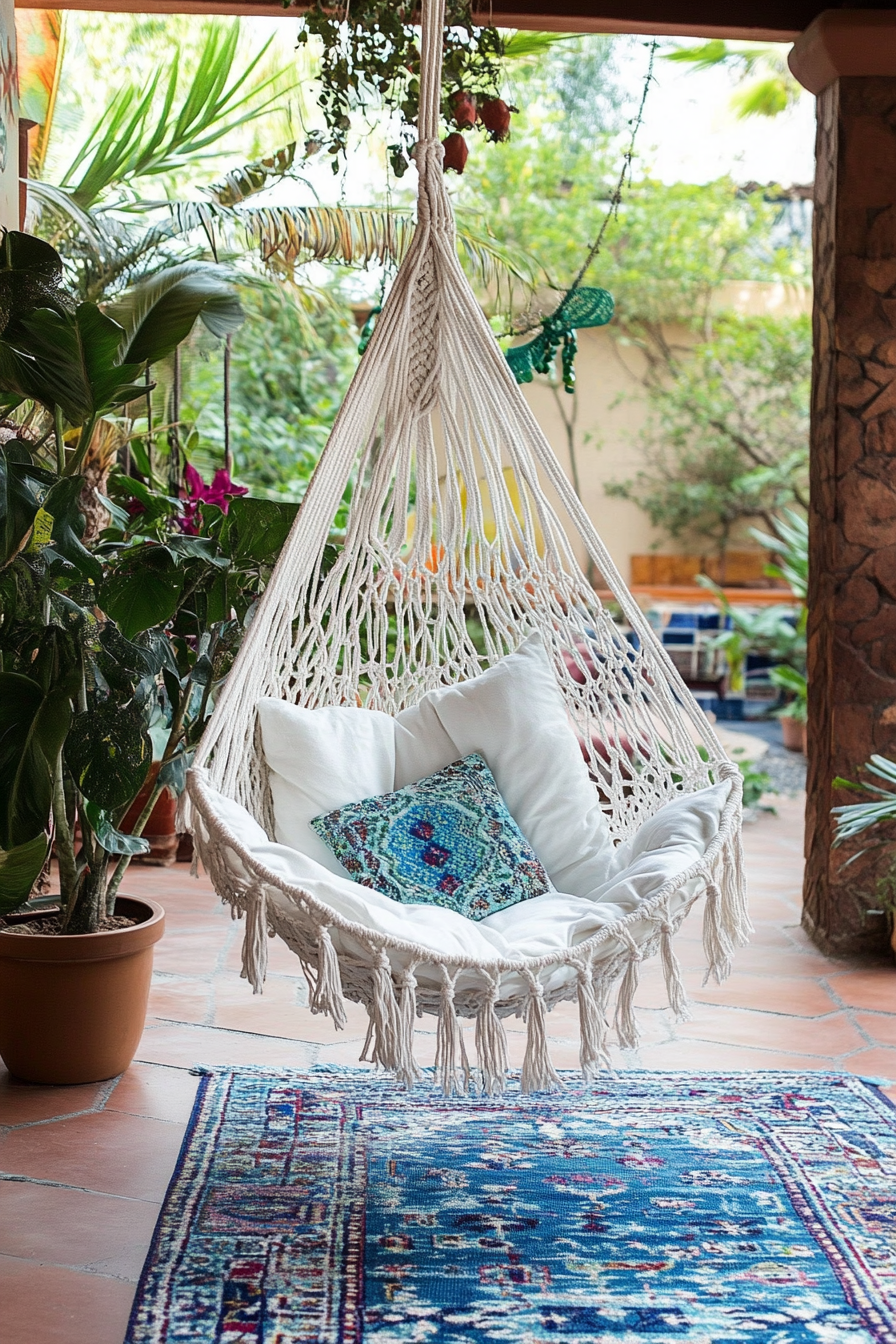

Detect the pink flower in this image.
[180,463,248,534]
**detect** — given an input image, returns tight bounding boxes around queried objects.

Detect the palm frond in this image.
[54,23,295,210]
[207,143,305,207]
[169,200,416,268]
[502,31,575,60]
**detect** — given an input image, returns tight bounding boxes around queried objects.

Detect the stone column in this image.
[791,11,896,958]
[0,0,17,231]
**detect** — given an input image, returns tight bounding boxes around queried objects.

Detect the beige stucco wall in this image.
[520,280,812,583]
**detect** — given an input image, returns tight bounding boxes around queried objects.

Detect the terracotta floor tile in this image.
[825,967,896,1013]
[726,944,842,978]
[0,1182,159,1279]
[676,1008,866,1057]
[136,1019,317,1071]
[151,931,228,975]
[634,1041,838,1073]
[0,1108,185,1201]
[0,1256,137,1344]
[148,978,213,1025]
[853,1012,896,1048]
[0,1073,111,1128]
[841,1046,896,1084]
[106,1063,199,1124]
[222,932,309,977]
[216,999,371,1045]
[691,976,840,1018]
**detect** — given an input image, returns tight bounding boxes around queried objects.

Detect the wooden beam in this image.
[31,0,819,42]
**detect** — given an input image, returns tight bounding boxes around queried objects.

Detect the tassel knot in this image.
[435,966,469,1096]
[614,934,643,1050]
[310,925,347,1029]
[575,958,609,1080]
[521,971,561,1095]
[475,974,509,1095]
[396,964,422,1088]
[241,881,268,995]
[658,912,691,1022]
[368,949,401,1071]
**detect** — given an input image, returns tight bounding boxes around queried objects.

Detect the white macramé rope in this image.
[183,0,749,1093]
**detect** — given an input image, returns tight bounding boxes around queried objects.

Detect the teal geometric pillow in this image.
[309,753,551,921]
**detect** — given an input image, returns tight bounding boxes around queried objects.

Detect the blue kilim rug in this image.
[125,1069,896,1343]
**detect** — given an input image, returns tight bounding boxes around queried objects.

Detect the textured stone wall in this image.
[804,76,896,957]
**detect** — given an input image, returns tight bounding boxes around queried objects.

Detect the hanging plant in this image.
[293,0,512,174]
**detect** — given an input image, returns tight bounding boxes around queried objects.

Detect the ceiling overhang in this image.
[26,0,830,43]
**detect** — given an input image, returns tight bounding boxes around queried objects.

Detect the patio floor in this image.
[2,791,895,1344]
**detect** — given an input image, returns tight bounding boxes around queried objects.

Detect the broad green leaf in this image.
[82,800,150,857]
[158,749,193,797]
[0,672,72,850]
[228,497,298,564]
[16,303,146,426]
[99,547,184,639]
[0,833,50,914]
[41,476,102,582]
[0,444,47,566]
[164,533,229,566]
[111,263,244,365]
[0,231,72,340]
[65,702,151,810]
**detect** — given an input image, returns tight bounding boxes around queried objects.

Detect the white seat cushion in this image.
[258,633,614,894]
[257,702,396,875]
[201,776,732,969]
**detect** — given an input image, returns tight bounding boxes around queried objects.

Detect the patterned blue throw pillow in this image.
[310,753,551,920]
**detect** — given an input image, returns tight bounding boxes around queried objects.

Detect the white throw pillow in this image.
[257,701,396,875]
[394,633,615,894]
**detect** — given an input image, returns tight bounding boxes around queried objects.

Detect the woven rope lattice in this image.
[184,0,748,1093]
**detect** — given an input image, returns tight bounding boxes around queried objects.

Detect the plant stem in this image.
[106,678,192,906]
[54,405,65,474]
[63,414,97,478]
[52,752,78,907]
[106,775,167,908]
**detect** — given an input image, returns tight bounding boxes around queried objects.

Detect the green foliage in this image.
[606,315,810,554]
[729,748,776,811]
[57,23,290,210]
[183,282,357,506]
[665,40,803,121]
[751,508,808,601]
[832,755,896,853]
[296,3,564,172]
[110,263,245,365]
[770,665,808,722]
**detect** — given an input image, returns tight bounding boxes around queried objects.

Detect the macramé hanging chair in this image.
[182,0,749,1094]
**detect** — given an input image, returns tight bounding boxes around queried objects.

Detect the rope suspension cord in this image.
[182,0,748,1095]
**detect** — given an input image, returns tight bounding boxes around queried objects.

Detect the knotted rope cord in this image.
[181,0,749,1093]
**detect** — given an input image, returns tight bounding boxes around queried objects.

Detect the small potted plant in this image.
[771,664,808,753]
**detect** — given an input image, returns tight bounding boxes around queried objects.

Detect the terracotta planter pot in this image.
[122,766,178,866]
[0,896,164,1084]
[781,716,807,754]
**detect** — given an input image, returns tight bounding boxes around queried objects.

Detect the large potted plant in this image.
[0,231,259,1082]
